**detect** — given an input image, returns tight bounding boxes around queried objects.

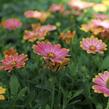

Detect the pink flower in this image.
[24,10,42,19]
[32,42,69,63]
[49,4,64,13]
[94,14,109,20]
[92,20,109,29]
[92,71,109,97]
[24,24,56,42]
[24,10,50,22]
[68,0,94,10]
[1,18,22,30]
[0,51,28,72]
[80,37,107,54]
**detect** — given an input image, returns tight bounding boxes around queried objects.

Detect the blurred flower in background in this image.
[0,18,22,30]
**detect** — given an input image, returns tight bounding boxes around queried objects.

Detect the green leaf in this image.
[101,56,109,70]
[17,87,28,100]
[9,75,20,97]
[72,89,84,98]
[45,105,50,109]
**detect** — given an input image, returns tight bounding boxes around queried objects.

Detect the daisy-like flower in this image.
[0,86,6,100]
[24,24,56,42]
[80,37,107,54]
[24,10,50,22]
[59,31,76,44]
[68,0,94,10]
[32,42,69,63]
[92,71,109,97]
[1,18,22,30]
[0,50,28,72]
[49,4,64,13]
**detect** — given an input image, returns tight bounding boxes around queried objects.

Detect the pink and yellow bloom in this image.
[1,18,22,30]
[92,71,109,97]
[49,4,64,13]
[0,49,28,72]
[80,37,107,54]
[24,24,56,42]
[68,0,94,10]
[32,42,69,63]
[24,10,50,22]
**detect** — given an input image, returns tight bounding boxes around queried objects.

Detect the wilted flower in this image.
[92,71,109,97]
[0,86,6,100]
[80,37,107,54]
[93,4,107,12]
[68,0,94,10]
[1,18,22,30]
[24,10,50,22]
[24,24,56,42]
[59,31,76,44]
[33,41,69,63]
[49,4,64,13]
[0,49,28,72]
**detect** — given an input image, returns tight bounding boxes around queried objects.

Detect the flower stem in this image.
[105,98,109,109]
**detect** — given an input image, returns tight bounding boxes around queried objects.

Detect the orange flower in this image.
[59,31,76,44]
[3,48,18,57]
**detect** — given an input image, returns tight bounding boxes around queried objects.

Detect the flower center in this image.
[89,45,96,51]
[106,78,109,89]
[47,52,55,58]
[12,61,16,66]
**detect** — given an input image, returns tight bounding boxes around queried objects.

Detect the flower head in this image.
[3,48,18,57]
[1,18,22,30]
[24,24,56,42]
[92,71,109,97]
[0,86,6,100]
[80,37,107,54]
[33,42,69,63]
[59,31,75,44]
[68,0,93,10]
[0,49,28,72]
[49,4,64,13]
[24,10,50,22]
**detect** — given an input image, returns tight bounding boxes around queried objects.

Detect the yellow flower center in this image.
[106,78,109,89]
[48,52,55,58]
[89,45,96,51]
[12,61,16,66]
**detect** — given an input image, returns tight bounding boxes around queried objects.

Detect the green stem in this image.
[51,76,56,109]
[105,98,109,109]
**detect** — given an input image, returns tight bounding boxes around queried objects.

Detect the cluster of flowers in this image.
[0,0,109,101]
